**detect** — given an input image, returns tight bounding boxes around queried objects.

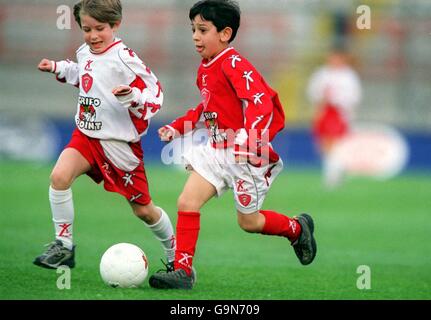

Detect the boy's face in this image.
[327,51,349,69]
[191,15,231,60]
[81,14,120,54]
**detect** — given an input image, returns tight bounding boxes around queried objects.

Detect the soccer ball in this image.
[99,243,149,288]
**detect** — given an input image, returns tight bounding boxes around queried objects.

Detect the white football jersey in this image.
[54,39,163,143]
[307,66,362,118]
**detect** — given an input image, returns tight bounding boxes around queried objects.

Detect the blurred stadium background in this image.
[0,0,430,300]
[0,0,430,168]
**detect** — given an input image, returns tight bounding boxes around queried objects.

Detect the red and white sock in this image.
[49,186,74,250]
[260,210,301,242]
[174,211,200,276]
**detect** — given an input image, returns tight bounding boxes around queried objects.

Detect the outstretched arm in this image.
[38,59,54,72]
[158,126,175,142]
[157,103,205,142]
[37,58,79,87]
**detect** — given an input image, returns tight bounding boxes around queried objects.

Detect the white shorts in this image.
[183,141,283,214]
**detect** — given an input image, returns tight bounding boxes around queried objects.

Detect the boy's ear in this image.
[220,27,233,43]
[113,20,121,32]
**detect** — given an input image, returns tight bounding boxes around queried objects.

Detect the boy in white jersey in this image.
[33,0,176,271]
[307,48,362,187]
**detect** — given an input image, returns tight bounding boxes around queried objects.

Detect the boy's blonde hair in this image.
[73,0,122,28]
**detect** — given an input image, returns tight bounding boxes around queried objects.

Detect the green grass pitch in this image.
[0,161,430,300]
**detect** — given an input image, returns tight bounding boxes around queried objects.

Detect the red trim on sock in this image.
[174,211,200,276]
[260,210,301,242]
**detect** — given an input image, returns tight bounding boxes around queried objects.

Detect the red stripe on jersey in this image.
[129,75,147,92]
[144,102,161,115]
[129,110,149,135]
[156,81,162,98]
[128,75,149,135]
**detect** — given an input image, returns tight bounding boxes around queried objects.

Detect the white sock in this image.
[144,207,176,263]
[49,186,74,250]
[322,155,331,185]
[323,155,343,189]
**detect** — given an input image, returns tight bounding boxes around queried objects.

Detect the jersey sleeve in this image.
[54,60,79,86]
[332,70,362,110]
[118,48,164,121]
[221,57,275,151]
[167,103,205,136]
[307,68,326,105]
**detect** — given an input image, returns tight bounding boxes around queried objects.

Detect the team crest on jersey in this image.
[237,193,252,207]
[82,73,93,93]
[200,88,211,108]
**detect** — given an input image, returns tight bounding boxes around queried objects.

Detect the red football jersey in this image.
[169,47,285,163]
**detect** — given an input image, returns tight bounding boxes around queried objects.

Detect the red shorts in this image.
[313,105,349,142]
[65,128,151,205]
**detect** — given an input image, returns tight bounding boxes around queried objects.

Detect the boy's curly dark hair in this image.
[189,0,241,43]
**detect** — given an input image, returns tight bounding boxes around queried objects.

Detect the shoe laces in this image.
[156,259,174,273]
[44,241,64,256]
[169,268,189,279]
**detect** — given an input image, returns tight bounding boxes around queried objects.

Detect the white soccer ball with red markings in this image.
[100,243,149,288]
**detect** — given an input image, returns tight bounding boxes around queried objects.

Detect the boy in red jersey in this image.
[149,0,317,289]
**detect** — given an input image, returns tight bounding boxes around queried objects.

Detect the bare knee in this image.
[133,203,160,224]
[177,193,202,212]
[50,169,74,190]
[50,148,90,190]
[237,212,263,233]
[238,219,260,233]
